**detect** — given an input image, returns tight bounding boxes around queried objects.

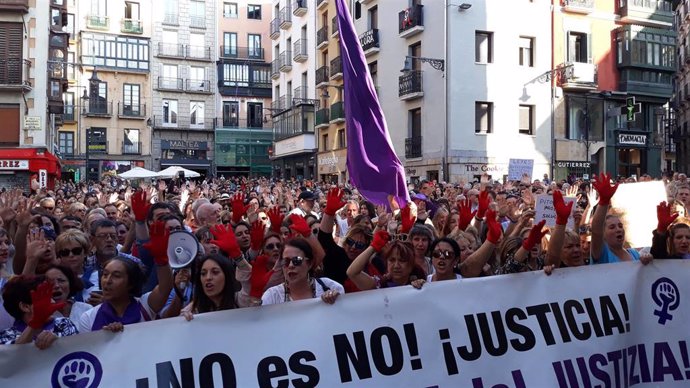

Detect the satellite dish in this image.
[167,230,199,268]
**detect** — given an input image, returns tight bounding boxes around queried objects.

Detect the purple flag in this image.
[335,0,410,208]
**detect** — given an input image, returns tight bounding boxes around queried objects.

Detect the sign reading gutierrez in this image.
[0,262,688,387]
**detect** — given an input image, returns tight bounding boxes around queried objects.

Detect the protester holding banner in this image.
[426,238,462,282]
[495,220,548,274]
[43,265,92,322]
[181,254,239,321]
[650,201,689,260]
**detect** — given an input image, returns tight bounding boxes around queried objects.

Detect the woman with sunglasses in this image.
[54,229,94,302]
[44,264,93,322]
[262,238,343,305]
[181,254,239,321]
[427,238,462,282]
[243,233,284,306]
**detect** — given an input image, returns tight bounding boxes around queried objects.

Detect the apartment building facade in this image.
[270,0,318,181]
[151,0,216,176]
[0,0,65,188]
[215,0,273,178]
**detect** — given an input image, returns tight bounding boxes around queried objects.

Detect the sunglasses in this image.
[432,250,454,260]
[265,243,282,251]
[345,238,368,250]
[283,256,307,267]
[42,206,55,210]
[58,247,84,257]
[391,233,409,242]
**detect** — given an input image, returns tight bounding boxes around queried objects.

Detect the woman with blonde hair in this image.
[431,207,451,238]
[54,229,93,301]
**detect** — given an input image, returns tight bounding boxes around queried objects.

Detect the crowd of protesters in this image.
[0,170,687,348]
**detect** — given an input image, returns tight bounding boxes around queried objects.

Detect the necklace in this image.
[283,278,316,302]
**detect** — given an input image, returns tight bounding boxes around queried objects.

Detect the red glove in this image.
[477,190,490,218]
[400,204,416,234]
[143,221,170,266]
[131,190,150,222]
[553,190,573,226]
[231,192,248,224]
[250,255,274,298]
[457,198,476,231]
[657,201,679,233]
[288,214,311,237]
[371,230,390,252]
[324,188,346,216]
[210,224,242,259]
[250,220,265,251]
[267,206,284,234]
[485,209,502,244]
[592,172,618,206]
[28,281,65,329]
[522,220,547,251]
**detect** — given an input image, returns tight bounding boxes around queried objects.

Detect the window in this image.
[475,102,493,134]
[369,61,378,89]
[164,0,178,25]
[322,134,329,151]
[189,67,206,92]
[190,101,204,126]
[162,99,178,125]
[223,32,237,56]
[409,108,421,138]
[475,31,493,64]
[89,81,108,113]
[223,2,238,18]
[223,63,248,86]
[248,34,262,58]
[123,128,139,154]
[519,37,534,67]
[58,131,74,155]
[67,51,76,80]
[123,84,140,115]
[247,102,263,128]
[81,33,149,70]
[519,105,534,135]
[337,129,346,148]
[66,14,75,39]
[567,32,589,63]
[248,4,261,19]
[125,1,140,19]
[189,1,205,28]
[223,101,239,126]
[0,23,23,85]
[369,6,378,29]
[90,0,106,15]
[189,33,206,58]
[63,92,75,121]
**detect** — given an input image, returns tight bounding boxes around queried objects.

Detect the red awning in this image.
[0,148,61,176]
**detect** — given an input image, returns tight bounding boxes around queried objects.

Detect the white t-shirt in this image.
[426,274,462,282]
[54,301,93,325]
[77,292,154,333]
[262,277,344,306]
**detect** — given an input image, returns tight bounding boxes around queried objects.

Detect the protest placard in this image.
[508,159,534,181]
[534,194,576,229]
[610,180,667,248]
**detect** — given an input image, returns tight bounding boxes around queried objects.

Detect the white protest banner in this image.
[508,159,534,181]
[1,261,689,387]
[534,194,577,229]
[610,180,667,248]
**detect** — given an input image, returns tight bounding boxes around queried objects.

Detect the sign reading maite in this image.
[0,160,29,170]
[23,116,41,131]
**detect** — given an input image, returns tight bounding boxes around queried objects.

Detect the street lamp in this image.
[400,56,445,72]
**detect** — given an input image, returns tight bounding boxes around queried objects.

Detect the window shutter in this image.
[567,31,575,63]
[587,33,593,64]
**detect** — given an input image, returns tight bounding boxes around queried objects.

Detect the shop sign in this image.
[0,160,29,170]
[463,163,508,174]
[161,140,208,150]
[318,156,339,166]
[405,167,417,176]
[38,169,47,188]
[618,133,647,146]
[555,161,591,169]
[23,116,41,131]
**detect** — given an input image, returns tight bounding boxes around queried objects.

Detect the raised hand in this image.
[131,190,151,222]
[250,220,265,251]
[143,221,171,266]
[231,192,248,224]
[250,255,274,298]
[477,190,490,218]
[457,198,476,231]
[592,172,618,206]
[522,220,547,251]
[210,224,242,259]
[267,206,284,234]
[371,230,390,252]
[324,188,346,216]
[553,190,573,226]
[28,281,65,329]
[399,203,416,234]
[288,214,311,238]
[656,201,679,233]
[485,209,502,244]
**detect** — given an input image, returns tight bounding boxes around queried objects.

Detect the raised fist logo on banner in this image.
[651,277,680,325]
[51,351,103,388]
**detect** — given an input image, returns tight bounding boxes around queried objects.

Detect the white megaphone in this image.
[167,230,199,269]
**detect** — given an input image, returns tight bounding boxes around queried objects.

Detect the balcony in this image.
[0,59,31,91]
[359,29,380,56]
[271,60,280,79]
[293,0,307,16]
[399,5,424,38]
[316,66,329,88]
[399,70,423,100]
[186,45,212,61]
[331,17,339,38]
[317,0,329,11]
[405,136,422,159]
[279,6,292,29]
[185,79,213,94]
[220,118,267,129]
[293,86,317,106]
[330,56,343,80]
[190,15,205,29]
[270,19,280,40]
[157,77,184,91]
[619,69,673,98]
[157,42,185,58]
[315,108,330,129]
[279,94,293,114]
[316,26,329,50]
[329,101,345,124]
[220,46,264,61]
[63,105,75,122]
[86,15,109,30]
[83,101,113,117]
[122,141,141,155]
[0,0,28,13]
[293,39,308,62]
[163,13,178,26]
[279,51,292,72]
[618,0,673,28]
[118,103,146,119]
[563,0,594,14]
[153,116,216,131]
[121,18,143,34]
[559,62,597,91]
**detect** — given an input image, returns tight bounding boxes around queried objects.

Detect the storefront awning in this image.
[0,148,61,177]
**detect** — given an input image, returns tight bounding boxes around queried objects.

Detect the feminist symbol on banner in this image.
[651,277,680,325]
[51,351,103,388]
